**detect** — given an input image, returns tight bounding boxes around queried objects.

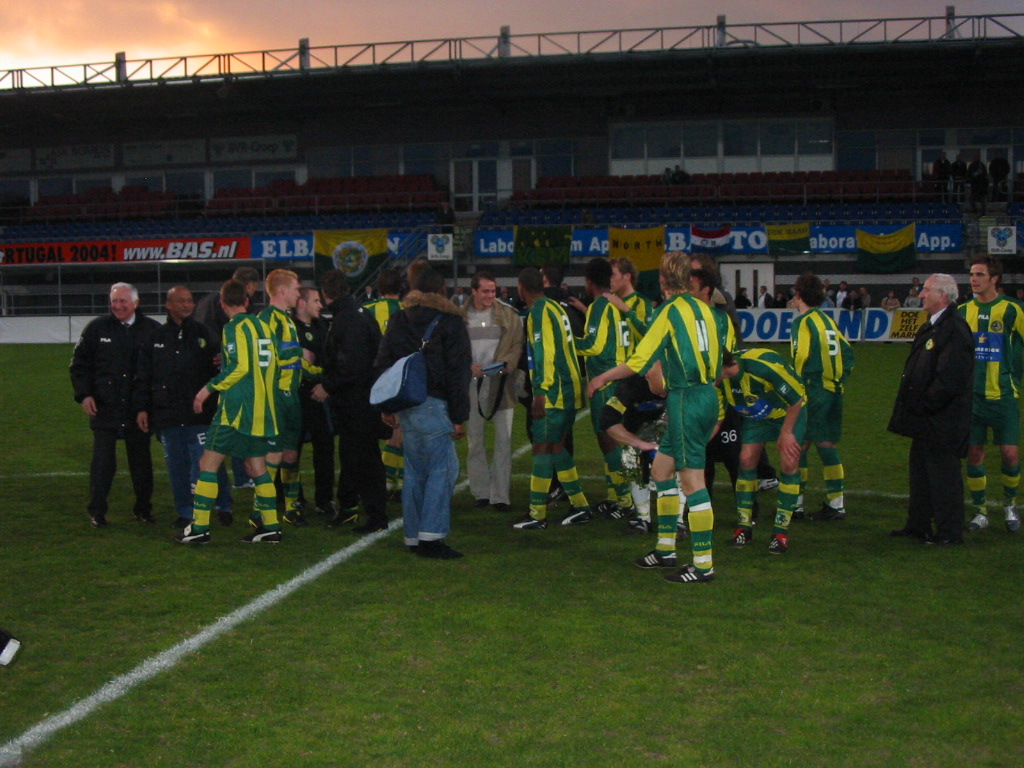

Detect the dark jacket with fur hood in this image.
[374,290,472,424]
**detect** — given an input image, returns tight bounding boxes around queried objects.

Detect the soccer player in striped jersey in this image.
[362,268,405,499]
[960,255,1024,533]
[177,279,283,544]
[791,271,854,521]
[611,257,654,340]
[574,258,637,518]
[512,267,593,529]
[588,252,721,584]
[259,269,311,526]
[722,348,806,555]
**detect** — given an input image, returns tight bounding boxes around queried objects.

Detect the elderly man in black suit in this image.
[887,273,974,545]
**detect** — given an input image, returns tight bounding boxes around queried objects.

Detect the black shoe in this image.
[491,502,512,513]
[474,498,490,508]
[171,516,192,530]
[925,535,963,546]
[282,503,309,527]
[416,540,464,559]
[815,502,846,521]
[90,514,108,528]
[663,564,715,584]
[633,549,677,569]
[328,507,360,527]
[593,500,622,519]
[315,502,338,518]
[240,526,282,543]
[134,511,156,524]
[353,521,388,534]
[217,509,234,527]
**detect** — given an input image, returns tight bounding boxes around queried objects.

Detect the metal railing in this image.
[2,13,1023,92]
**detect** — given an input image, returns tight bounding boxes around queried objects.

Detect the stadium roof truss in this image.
[1,13,1023,93]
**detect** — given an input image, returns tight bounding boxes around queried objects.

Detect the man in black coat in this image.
[134,285,229,529]
[70,282,161,527]
[313,269,389,533]
[888,273,974,544]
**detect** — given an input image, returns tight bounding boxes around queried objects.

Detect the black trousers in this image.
[296,395,336,509]
[88,425,153,518]
[907,438,965,541]
[334,405,388,526]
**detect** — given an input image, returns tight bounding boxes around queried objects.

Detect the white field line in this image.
[0,416,557,766]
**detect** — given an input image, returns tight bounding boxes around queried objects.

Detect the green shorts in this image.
[532,406,576,445]
[274,391,303,453]
[970,396,1021,446]
[207,423,273,459]
[741,408,807,446]
[804,384,843,444]
[589,383,616,435]
[658,385,718,471]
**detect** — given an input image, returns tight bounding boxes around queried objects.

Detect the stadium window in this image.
[610,126,645,160]
[723,122,758,157]
[918,129,945,146]
[352,145,399,176]
[37,177,73,197]
[165,171,204,196]
[452,142,499,159]
[536,139,571,156]
[510,141,534,157]
[646,125,682,159]
[760,121,796,156]
[682,123,718,158]
[124,175,163,192]
[213,169,254,190]
[958,128,1012,146]
[254,170,296,187]
[797,120,833,155]
[0,178,30,208]
[307,146,353,178]
[574,136,609,176]
[537,155,572,178]
[74,177,113,194]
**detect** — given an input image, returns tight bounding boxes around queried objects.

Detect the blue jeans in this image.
[159,426,232,519]
[398,397,460,545]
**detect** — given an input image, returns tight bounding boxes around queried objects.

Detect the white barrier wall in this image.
[0,316,93,344]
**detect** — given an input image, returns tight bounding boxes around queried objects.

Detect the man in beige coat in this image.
[465,270,525,512]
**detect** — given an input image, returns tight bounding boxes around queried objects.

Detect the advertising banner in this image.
[988,226,1017,256]
[0,238,250,264]
[738,308,926,343]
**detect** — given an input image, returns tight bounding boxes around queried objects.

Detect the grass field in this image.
[1,343,1021,768]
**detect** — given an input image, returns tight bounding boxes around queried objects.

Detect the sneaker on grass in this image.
[1005,505,1021,533]
[176,524,210,545]
[241,527,282,543]
[512,515,547,530]
[663,564,715,584]
[731,527,752,547]
[816,502,846,521]
[633,549,677,569]
[768,533,789,555]
[560,507,594,525]
[967,513,989,532]
[625,518,652,535]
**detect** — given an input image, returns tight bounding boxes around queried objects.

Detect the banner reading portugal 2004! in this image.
[313,229,389,292]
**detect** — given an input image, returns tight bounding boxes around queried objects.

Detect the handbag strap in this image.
[476,371,506,421]
[419,314,443,350]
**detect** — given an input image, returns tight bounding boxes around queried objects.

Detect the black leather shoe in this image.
[890,527,927,540]
[353,522,388,534]
[416,540,464,559]
[90,515,108,528]
[492,502,512,513]
[925,535,963,546]
[474,498,490,508]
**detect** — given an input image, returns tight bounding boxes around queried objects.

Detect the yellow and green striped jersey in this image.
[623,291,654,340]
[526,296,584,409]
[790,308,854,392]
[208,314,279,438]
[575,294,635,379]
[960,296,1024,400]
[362,297,402,335]
[626,293,721,389]
[258,305,306,393]
[713,304,738,414]
[728,348,805,422]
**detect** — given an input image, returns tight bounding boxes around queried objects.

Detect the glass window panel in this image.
[798,120,833,155]
[254,170,295,186]
[165,172,204,195]
[75,177,114,193]
[510,140,534,157]
[537,155,572,178]
[37,177,74,197]
[836,130,874,148]
[722,122,758,157]
[536,139,571,155]
[682,123,718,158]
[919,129,946,146]
[477,161,497,193]
[958,128,1012,146]
[124,175,163,191]
[646,125,681,158]
[212,169,252,190]
[836,146,876,171]
[760,122,795,155]
[610,126,645,160]
[0,178,30,200]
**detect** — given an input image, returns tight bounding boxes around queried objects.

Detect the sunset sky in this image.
[1,0,1020,72]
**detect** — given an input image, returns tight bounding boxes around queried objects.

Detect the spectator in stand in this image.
[989,154,1011,203]
[734,287,752,309]
[821,290,836,309]
[842,288,863,311]
[756,286,772,308]
[774,290,787,308]
[951,151,968,203]
[437,200,456,234]
[904,288,923,309]
[661,167,673,185]
[859,287,873,308]
[835,281,850,309]
[967,154,990,215]
[785,288,799,310]
[881,290,902,312]
[932,150,952,202]
[670,165,690,185]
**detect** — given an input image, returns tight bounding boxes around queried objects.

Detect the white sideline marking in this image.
[0,416,560,766]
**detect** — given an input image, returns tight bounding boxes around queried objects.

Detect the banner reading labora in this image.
[313,229,389,290]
